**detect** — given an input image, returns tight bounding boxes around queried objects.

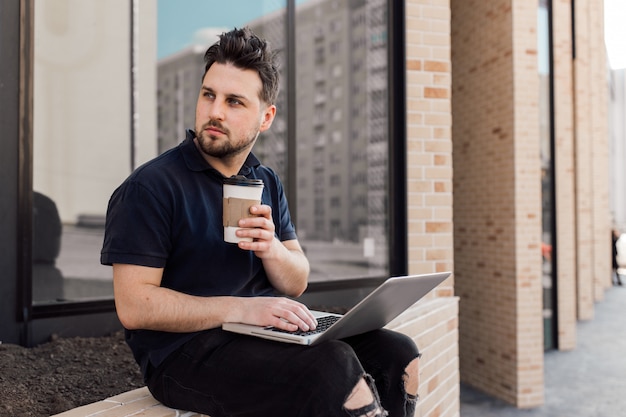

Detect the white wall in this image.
[33,0,157,224]
[609,69,626,230]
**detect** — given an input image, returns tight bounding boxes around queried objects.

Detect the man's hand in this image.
[235,204,277,256]
[232,297,318,332]
[235,204,311,298]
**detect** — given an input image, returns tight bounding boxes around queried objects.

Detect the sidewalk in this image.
[460,285,626,417]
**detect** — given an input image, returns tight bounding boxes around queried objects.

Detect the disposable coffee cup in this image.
[223,176,264,243]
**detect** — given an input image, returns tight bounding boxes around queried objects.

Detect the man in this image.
[101,27,420,417]
[613,229,623,286]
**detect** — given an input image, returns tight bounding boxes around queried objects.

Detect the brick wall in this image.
[553,0,611,350]
[553,0,611,344]
[450,0,610,408]
[588,0,612,298]
[573,0,597,320]
[565,0,611,316]
[388,298,459,417]
[406,0,454,286]
[405,0,459,416]
[552,0,577,350]
[451,0,544,407]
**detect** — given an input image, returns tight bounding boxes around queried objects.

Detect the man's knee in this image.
[343,375,387,417]
[403,356,420,398]
[344,378,374,409]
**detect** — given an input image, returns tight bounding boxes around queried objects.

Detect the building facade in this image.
[451,0,610,407]
[0,0,614,415]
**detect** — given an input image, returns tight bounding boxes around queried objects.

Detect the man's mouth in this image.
[204,125,226,136]
[207,127,222,133]
[205,120,228,132]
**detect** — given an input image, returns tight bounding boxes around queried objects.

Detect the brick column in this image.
[451,0,544,407]
[405,1,459,416]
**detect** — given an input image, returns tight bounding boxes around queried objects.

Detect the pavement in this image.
[460,283,626,417]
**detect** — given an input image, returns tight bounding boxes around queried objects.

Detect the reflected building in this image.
[157,0,388,268]
[274,0,388,258]
[157,45,205,153]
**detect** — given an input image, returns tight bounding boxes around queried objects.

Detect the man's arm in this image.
[236,205,310,297]
[113,263,317,333]
[252,238,309,297]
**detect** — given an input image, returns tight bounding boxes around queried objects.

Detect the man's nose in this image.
[208,100,226,120]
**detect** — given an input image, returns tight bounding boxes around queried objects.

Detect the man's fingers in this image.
[271,301,317,331]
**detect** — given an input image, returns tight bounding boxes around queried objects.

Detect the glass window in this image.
[32,0,139,304]
[157,0,392,284]
[294,0,390,283]
[31,0,392,306]
[538,0,556,350]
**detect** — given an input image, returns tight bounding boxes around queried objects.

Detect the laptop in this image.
[222,271,450,345]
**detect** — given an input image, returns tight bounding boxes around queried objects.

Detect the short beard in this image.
[195,121,258,159]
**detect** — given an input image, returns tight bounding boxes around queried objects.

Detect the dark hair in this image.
[203,27,280,105]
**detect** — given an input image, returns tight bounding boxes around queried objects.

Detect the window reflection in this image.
[293,0,390,282]
[156,0,391,283]
[538,0,555,349]
[32,0,391,305]
[32,0,152,304]
[157,0,288,182]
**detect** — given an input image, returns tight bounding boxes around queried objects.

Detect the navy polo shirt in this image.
[101,129,297,375]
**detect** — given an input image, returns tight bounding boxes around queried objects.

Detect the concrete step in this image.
[51,386,208,417]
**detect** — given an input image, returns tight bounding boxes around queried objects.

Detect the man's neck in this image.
[209,157,246,178]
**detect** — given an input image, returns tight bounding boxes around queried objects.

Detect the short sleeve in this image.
[100,180,172,268]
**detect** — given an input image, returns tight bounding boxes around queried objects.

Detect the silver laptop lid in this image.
[312,271,450,344]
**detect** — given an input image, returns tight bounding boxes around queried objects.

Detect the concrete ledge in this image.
[51,387,208,417]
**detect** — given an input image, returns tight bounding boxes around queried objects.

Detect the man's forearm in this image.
[117,287,243,332]
[262,239,310,297]
[113,264,244,332]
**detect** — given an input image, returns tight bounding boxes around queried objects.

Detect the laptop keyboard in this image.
[269,315,341,336]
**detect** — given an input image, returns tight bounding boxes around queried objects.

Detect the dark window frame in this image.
[1,0,29,346]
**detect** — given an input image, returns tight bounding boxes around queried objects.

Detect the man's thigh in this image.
[147,329,365,417]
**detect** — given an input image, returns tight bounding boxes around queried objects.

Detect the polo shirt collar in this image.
[181,129,262,177]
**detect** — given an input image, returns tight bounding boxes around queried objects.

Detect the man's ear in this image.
[259,104,276,132]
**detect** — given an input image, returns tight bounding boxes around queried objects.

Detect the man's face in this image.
[194,63,275,160]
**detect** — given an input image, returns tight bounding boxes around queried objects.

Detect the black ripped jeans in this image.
[146,328,420,417]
